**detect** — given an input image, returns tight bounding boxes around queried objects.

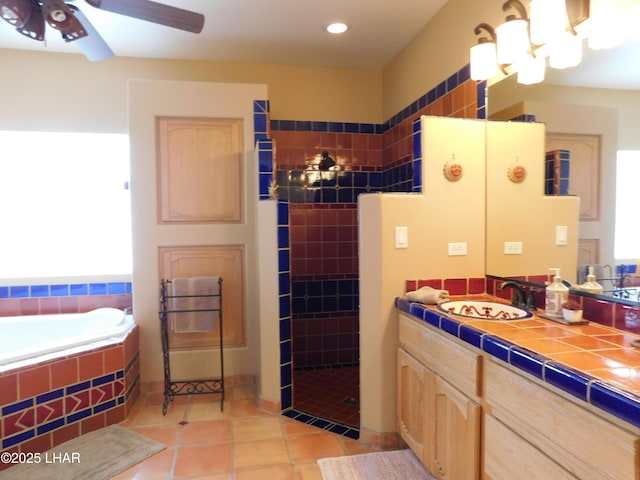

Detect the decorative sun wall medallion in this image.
[443,161,463,182]
[507,163,527,183]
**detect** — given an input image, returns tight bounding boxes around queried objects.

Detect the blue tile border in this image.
[396,298,640,427]
[283,408,359,440]
[0,282,132,299]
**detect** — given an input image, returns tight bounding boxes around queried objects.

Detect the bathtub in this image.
[0,307,134,369]
[0,307,140,454]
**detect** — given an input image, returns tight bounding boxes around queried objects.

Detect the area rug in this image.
[318,449,436,480]
[0,425,165,480]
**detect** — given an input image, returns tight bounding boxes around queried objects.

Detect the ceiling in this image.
[0,0,448,69]
[0,1,637,89]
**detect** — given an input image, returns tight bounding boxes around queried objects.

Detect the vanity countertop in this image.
[396,294,640,430]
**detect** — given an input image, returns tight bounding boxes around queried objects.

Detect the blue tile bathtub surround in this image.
[396,298,640,428]
[0,282,133,299]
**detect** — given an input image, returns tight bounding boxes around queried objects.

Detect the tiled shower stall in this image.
[262,65,484,432]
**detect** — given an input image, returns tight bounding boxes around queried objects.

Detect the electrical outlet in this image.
[448,242,467,256]
[504,241,523,254]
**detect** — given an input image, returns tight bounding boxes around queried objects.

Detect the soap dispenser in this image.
[580,266,604,295]
[545,268,569,320]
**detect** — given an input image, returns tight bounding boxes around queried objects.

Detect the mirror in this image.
[485,33,640,304]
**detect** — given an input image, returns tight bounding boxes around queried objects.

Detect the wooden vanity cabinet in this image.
[484,360,640,480]
[398,313,482,480]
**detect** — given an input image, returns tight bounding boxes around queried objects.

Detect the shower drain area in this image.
[293,366,360,428]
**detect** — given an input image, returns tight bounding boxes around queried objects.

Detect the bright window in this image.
[0,131,131,280]
[614,150,640,259]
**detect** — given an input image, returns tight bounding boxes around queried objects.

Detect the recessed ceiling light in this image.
[326,23,348,34]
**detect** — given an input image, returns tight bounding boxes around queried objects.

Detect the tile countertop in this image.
[396,295,640,430]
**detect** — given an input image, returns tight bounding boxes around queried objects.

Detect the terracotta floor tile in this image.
[229,385,258,400]
[185,401,230,422]
[235,465,296,480]
[233,416,284,442]
[112,386,377,479]
[342,438,381,455]
[110,447,175,480]
[174,443,232,476]
[282,418,326,436]
[234,438,290,470]
[133,424,182,447]
[181,419,232,445]
[134,404,185,427]
[294,462,324,480]
[288,432,346,463]
[231,398,271,418]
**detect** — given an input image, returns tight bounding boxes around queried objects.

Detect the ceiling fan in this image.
[0,0,205,61]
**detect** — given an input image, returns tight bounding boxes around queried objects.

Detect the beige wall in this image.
[0,48,382,129]
[128,80,267,387]
[359,116,486,436]
[488,80,619,271]
[486,121,579,280]
[382,0,505,120]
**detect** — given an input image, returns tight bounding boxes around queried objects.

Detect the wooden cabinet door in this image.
[426,375,481,480]
[484,414,578,480]
[397,348,432,463]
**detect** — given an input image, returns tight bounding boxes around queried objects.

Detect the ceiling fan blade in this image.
[84,0,204,33]
[67,4,114,61]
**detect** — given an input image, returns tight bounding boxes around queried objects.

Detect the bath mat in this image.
[318,449,436,480]
[0,425,165,480]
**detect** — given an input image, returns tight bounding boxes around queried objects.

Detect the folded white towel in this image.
[170,276,221,333]
[406,286,450,305]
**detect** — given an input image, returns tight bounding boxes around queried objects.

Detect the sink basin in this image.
[437,300,532,320]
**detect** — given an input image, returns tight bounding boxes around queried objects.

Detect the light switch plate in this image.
[556,226,568,246]
[448,242,467,256]
[504,241,523,254]
[395,226,408,248]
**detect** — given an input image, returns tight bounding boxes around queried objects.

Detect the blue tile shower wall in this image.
[545,149,571,196]
[256,66,484,417]
[274,170,383,204]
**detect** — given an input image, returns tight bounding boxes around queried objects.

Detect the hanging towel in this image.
[406,286,449,305]
[170,276,221,333]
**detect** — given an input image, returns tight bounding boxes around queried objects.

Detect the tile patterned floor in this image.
[293,367,359,429]
[113,382,381,479]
